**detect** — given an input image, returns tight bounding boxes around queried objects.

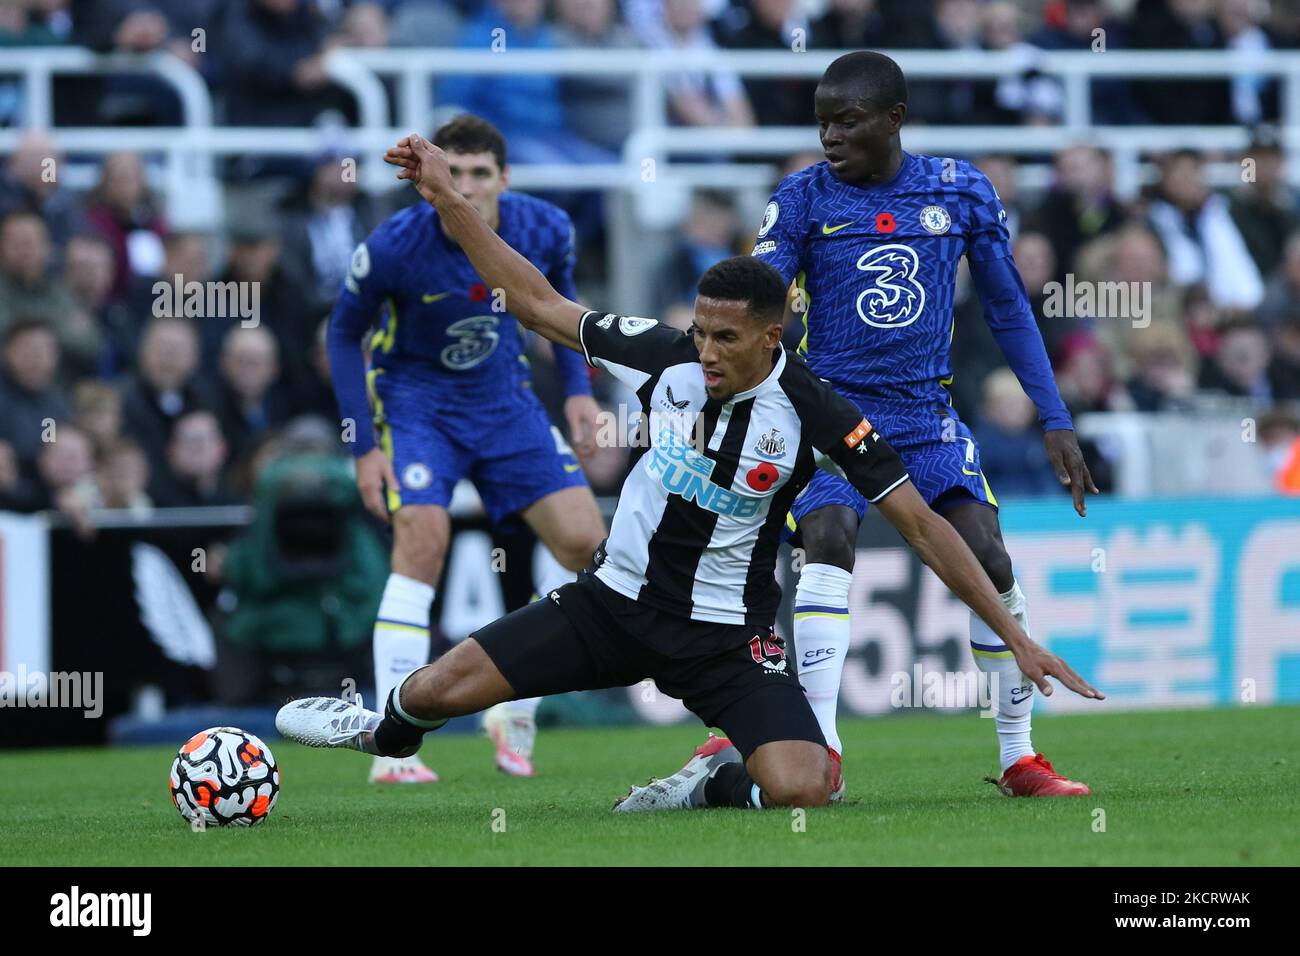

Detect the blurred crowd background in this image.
[3,0,1300,539]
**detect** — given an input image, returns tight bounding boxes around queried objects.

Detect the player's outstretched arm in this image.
[875,482,1104,702]
[383,133,586,352]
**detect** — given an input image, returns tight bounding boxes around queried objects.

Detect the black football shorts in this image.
[471,572,825,758]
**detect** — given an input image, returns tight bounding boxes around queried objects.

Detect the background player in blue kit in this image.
[328,115,607,784]
[752,52,1100,799]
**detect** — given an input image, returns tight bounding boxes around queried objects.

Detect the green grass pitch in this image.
[2,706,1296,866]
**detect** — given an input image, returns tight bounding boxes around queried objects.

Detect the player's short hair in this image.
[819,51,908,109]
[696,256,788,324]
[433,114,507,170]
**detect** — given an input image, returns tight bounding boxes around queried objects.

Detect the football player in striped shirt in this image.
[276,134,1102,812]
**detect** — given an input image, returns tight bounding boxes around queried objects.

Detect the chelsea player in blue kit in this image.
[752,53,1100,798]
[328,116,607,784]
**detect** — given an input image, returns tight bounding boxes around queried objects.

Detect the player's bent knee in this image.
[762,774,831,809]
[751,746,832,808]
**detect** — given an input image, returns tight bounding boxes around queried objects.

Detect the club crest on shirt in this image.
[402,463,432,489]
[920,205,952,235]
[753,427,786,461]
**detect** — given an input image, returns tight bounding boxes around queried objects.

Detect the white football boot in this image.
[275,695,400,756]
[482,703,537,777]
[614,733,742,812]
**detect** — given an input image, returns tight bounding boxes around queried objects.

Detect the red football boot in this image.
[995,753,1091,797]
[828,748,846,803]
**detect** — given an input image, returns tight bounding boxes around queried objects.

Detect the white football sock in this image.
[794,563,853,756]
[374,573,434,711]
[970,579,1035,772]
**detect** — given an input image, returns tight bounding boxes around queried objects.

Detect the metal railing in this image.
[2,46,1297,201]
[1,45,1296,302]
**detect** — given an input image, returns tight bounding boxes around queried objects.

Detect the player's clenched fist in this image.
[355,447,400,523]
[384,133,452,205]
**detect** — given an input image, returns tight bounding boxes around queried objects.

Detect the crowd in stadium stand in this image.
[2,0,1300,530]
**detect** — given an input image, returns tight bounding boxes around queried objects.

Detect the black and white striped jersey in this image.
[578,310,911,629]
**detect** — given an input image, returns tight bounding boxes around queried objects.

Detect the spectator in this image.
[1254,232,1300,331]
[0,319,70,511]
[291,316,342,421]
[1230,127,1297,279]
[212,326,292,465]
[1128,0,1229,124]
[73,380,125,454]
[1147,150,1264,311]
[1270,315,1300,400]
[0,0,71,46]
[0,130,85,247]
[1219,0,1276,125]
[1055,332,1128,414]
[35,422,97,530]
[1027,0,1137,123]
[1198,319,1274,402]
[975,153,1022,240]
[649,190,741,315]
[338,2,389,48]
[218,0,347,129]
[715,0,816,128]
[207,221,318,403]
[1123,320,1198,411]
[279,151,379,309]
[126,230,213,340]
[120,316,214,477]
[980,2,1064,125]
[652,0,754,130]
[63,232,126,375]
[1181,282,1223,360]
[67,0,220,124]
[71,0,218,62]
[812,0,892,50]
[0,211,100,373]
[82,152,167,302]
[151,409,234,507]
[440,0,615,166]
[552,0,638,152]
[91,438,153,513]
[971,368,1062,497]
[896,0,990,125]
[1030,145,1126,282]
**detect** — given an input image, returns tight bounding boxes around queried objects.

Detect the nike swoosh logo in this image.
[962,467,979,477]
[422,292,451,303]
[564,463,582,473]
[821,222,853,235]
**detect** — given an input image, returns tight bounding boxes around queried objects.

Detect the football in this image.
[168,727,280,828]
